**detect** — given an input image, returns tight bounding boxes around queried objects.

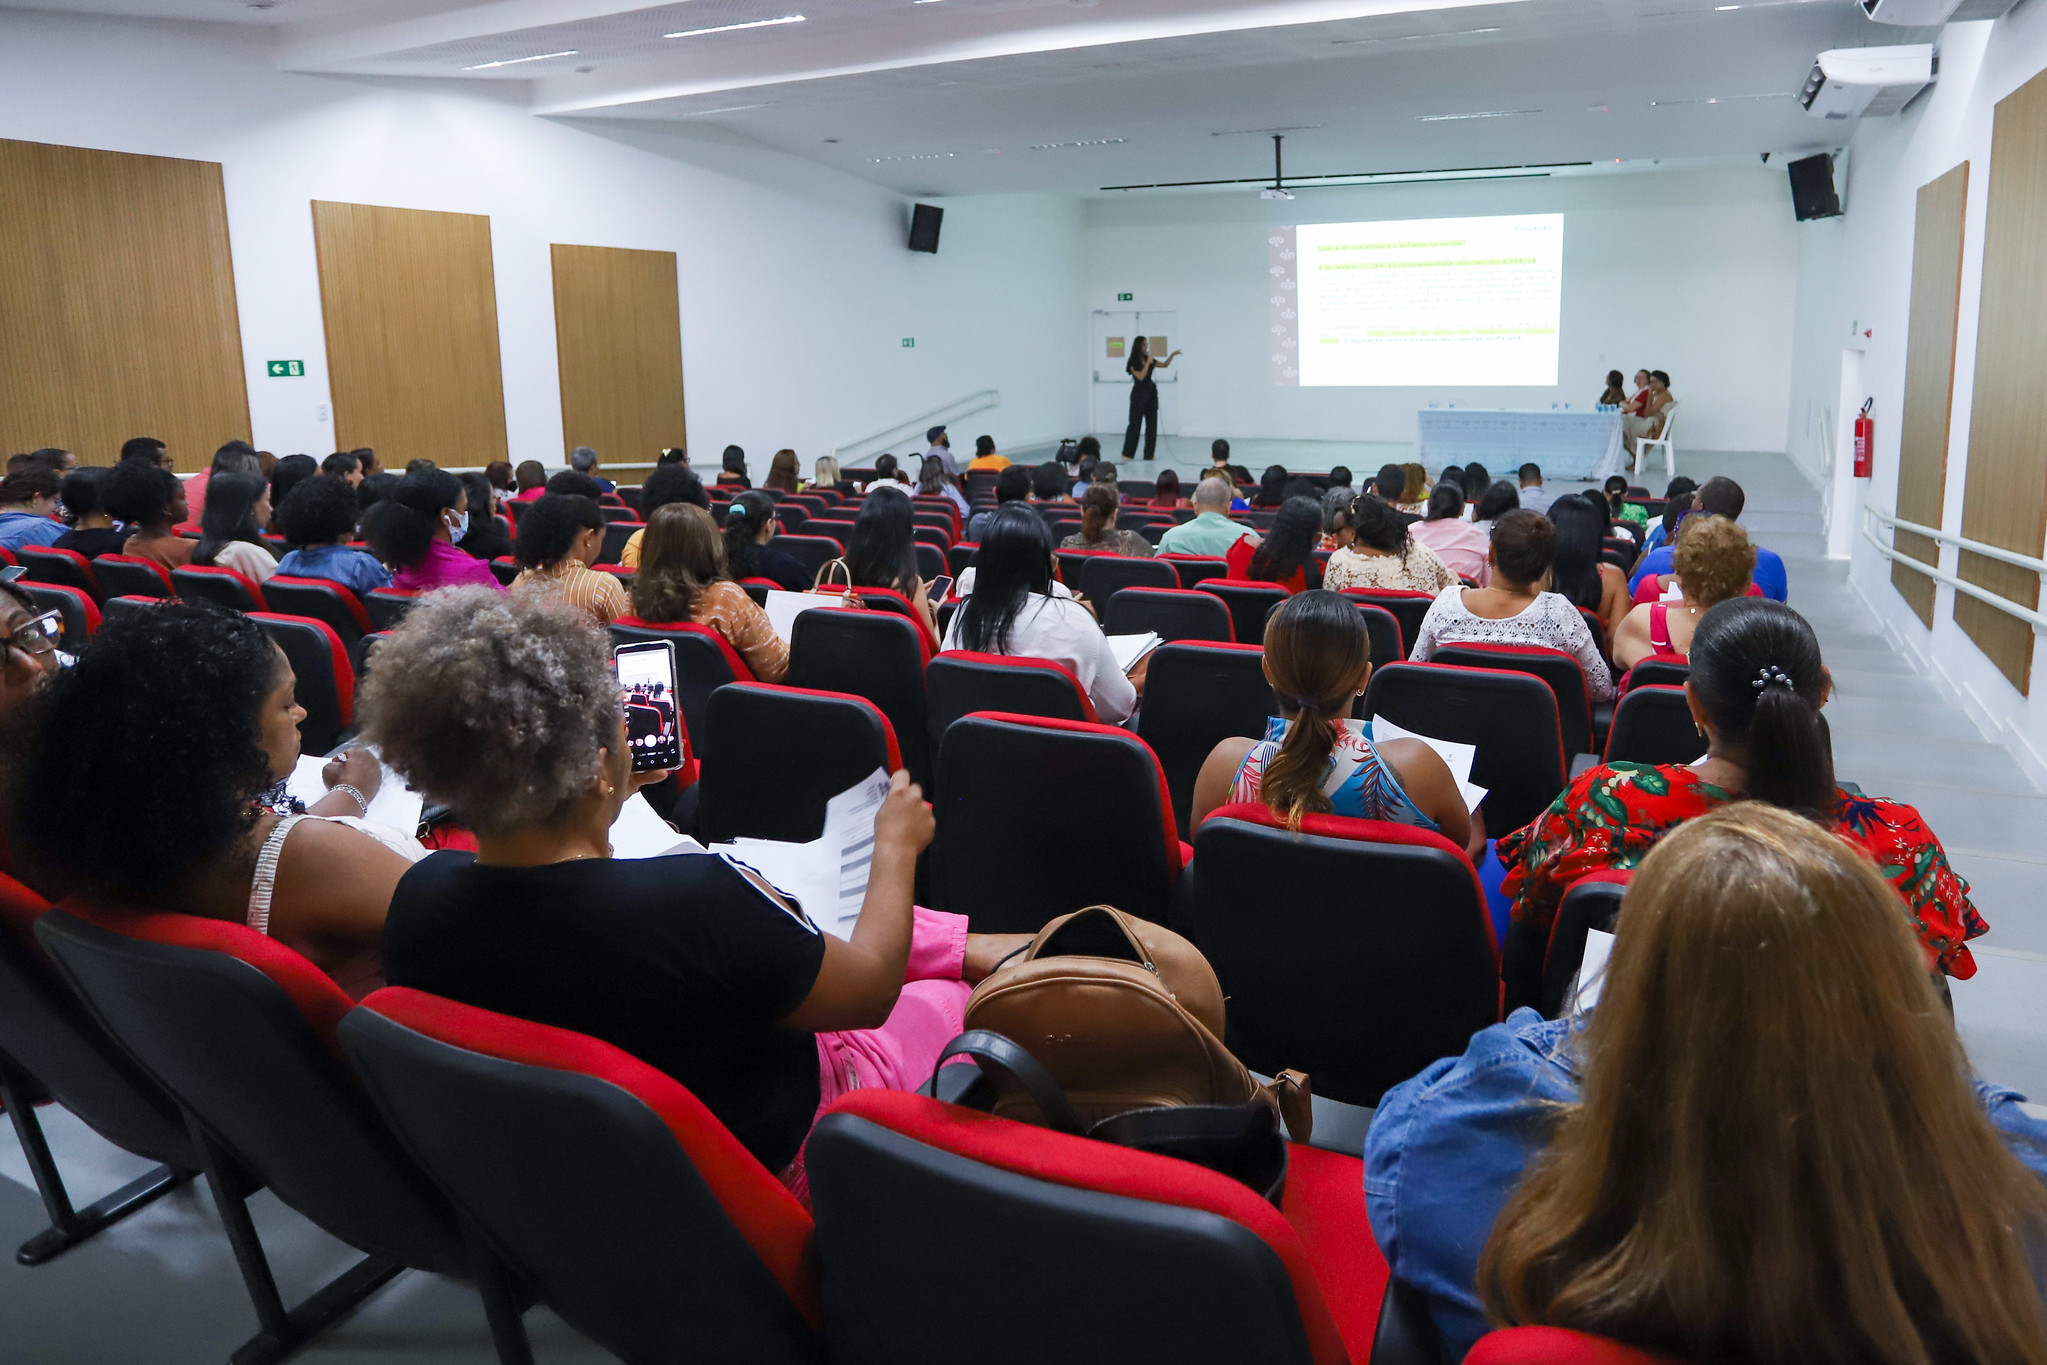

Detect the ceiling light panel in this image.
[1413,108,1542,121]
[462,49,578,70]
[665,15,805,38]
[1026,138,1127,148]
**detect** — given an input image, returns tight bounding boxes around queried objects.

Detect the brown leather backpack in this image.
[961,905,1312,1141]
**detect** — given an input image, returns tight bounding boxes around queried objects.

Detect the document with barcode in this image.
[713,768,889,929]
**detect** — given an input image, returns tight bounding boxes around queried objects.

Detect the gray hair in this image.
[357,586,618,837]
[1193,473,1233,510]
[569,445,598,472]
[1322,486,1353,531]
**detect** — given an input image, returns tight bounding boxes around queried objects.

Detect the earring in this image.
[1695,722,1706,737]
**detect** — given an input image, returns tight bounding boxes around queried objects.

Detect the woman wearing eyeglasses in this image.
[0,575,63,710]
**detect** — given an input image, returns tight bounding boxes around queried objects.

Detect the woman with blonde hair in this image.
[1369,802,2047,1360]
[811,455,842,491]
[628,503,788,682]
[1611,514,1755,671]
[1398,462,1429,515]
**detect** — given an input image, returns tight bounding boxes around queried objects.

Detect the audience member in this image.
[1156,475,1258,557]
[1321,487,1358,549]
[1620,367,1652,419]
[15,603,417,993]
[918,455,969,516]
[619,464,710,568]
[513,460,548,501]
[0,573,63,714]
[1600,474,1648,537]
[1282,475,1319,504]
[1323,494,1457,594]
[1233,496,1321,590]
[1149,467,1187,509]
[1398,463,1429,515]
[405,460,440,477]
[1371,465,1416,526]
[265,454,317,521]
[1028,461,1071,505]
[512,493,627,625]
[724,489,810,592]
[1514,462,1553,515]
[811,455,842,490]
[192,473,279,583]
[357,471,400,518]
[870,453,905,488]
[1209,438,1250,485]
[51,469,132,559]
[186,440,260,521]
[1369,804,2044,1360]
[1410,509,1614,700]
[9,448,76,476]
[1460,464,1490,509]
[719,445,751,488]
[1072,458,1099,498]
[966,435,1009,473]
[1641,478,1697,554]
[0,470,68,552]
[121,436,169,468]
[1250,465,1289,509]
[455,472,513,562]
[1548,493,1629,633]
[1631,476,1786,601]
[631,504,788,681]
[546,470,603,500]
[1190,590,1474,852]
[322,450,363,486]
[1061,485,1153,559]
[845,493,938,632]
[274,476,392,595]
[485,460,516,496]
[1409,484,1491,585]
[362,469,502,594]
[944,503,1139,723]
[659,447,689,468]
[351,449,383,478]
[1327,465,1353,491]
[967,464,1032,542]
[764,449,801,494]
[568,445,616,494]
[1500,597,1980,993]
[101,459,194,571]
[1597,368,1627,407]
[924,425,956,478]
[1612,515,1754,671]
[364,587,1027,1184]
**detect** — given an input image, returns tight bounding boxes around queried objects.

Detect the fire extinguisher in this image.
[1853,399,1874,479]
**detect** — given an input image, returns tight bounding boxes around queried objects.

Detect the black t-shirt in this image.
[55,526,133,558]
[384,851,829,1171]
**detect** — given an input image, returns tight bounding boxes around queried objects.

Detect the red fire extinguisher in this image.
[1853,399,1874,479]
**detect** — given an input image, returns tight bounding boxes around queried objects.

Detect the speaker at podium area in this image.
[908,203,944,254]
[1788,153,1843,222]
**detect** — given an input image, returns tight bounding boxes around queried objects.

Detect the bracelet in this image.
[330,783,370,818]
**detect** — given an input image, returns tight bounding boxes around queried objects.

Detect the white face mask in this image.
[445,508,469,541]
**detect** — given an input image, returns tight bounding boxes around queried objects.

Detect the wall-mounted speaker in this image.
[1788,153,1843,221]
[908,203,943,254]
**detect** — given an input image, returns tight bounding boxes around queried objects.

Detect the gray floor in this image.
[2,450,2040,1362]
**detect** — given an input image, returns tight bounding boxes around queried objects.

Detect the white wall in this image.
[1082,166,1803,454]
[0,8,1088,468]
[1783,14,2047,781]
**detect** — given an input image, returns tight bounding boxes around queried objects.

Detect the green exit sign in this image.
[1117,292,1133,302]
[901,337,915,348]
[266,360,305,378]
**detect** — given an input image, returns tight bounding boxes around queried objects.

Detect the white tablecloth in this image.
[1415,409,1624,481]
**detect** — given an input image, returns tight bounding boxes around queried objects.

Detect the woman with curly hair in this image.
[363,588,1030,1184]
[511,493,629,626]
[1610,514,1755,671]
[1324,492,1458,594]
[274,476,393,596]
[361,469,501,595]
[12,603,418,993]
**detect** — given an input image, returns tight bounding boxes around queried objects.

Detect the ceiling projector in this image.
[1800,45,1936,120]
[1261,186,1296,201]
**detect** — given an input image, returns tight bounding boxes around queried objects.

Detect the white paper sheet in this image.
[1361,716,1489,814]
[762,589,840,643]
[711,767,889,929]
[1107,632,1163,674]
[609,792,707,859]
[1571,928,1616,1013]
[288,750,424,833]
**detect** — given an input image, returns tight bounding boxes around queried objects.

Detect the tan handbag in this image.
[961,906,1312,1142]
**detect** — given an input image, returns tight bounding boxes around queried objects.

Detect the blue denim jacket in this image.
[1364,1007,2047,1361]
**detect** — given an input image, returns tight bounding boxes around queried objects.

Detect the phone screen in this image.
[614,641,683,773]
[927,574,954,602]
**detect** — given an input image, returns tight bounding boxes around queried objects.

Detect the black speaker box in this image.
[1788,154,1842,221]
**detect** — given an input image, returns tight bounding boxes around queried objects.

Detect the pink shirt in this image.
[392,538,505,594]
[1409,517,1492,585]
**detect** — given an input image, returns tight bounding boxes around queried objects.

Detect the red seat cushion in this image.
[1282,1145,1386,1365]
[1468,1326,1688,1365]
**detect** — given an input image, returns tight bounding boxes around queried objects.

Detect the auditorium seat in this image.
[363,587,422,631]
[808,1088,1379,1365]
[699,683,902,844]
[933,712,1180,931]
[252,613,355,754]
[1338,588,1435,651]
[925,651,1094,755]
[1353,603,1404,671]
[1430,643,1596,759]
[600,521,641,565]
[1180,803,1497,1107]
[1136,641,1272,832]
[915,543,946,583]
[912,525,951,553]
[1530,872,1630,1019]
[1158,554,1230,589]
[351,630,392,683]
[90,553,175,600]
[1619,657,1688,691]
[1578,608,1611,665]
[1363,662,1567,838]
[21,582,98,648]
[16,544,100,600]
[1601,686,1702,767]
[338,989,822,1365]
[805,519,856,550]
[489,556,520,587]
[1467,1326,1684,1365]
[771,534,843,579]
[788,607,934,789]
[171,564,268,613]
[846,585,940,654]
[1078,554,1180,606]
[100,595,161,627]
[1054,548,1107,587]
[772,503,808,531]
[611,617,753,759]
[35,906,477,1362]
[0,872,197,1266]
[946,543,978,579]
[262,576,371,649]
[1197,579,1290,646]
[1102,586,1234,643]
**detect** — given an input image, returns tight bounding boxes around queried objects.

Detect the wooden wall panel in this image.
[550,244,685,467]
[0,139,250,473]
[1891,162,1969,627]
[312,201,507,470]
[1956,68,2047,693]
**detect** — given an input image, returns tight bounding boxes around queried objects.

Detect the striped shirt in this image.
[514,560,630,624]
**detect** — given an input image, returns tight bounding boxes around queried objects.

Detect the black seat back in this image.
[1363,663,1566,836]
[22,582,97,648]
[699,684,899,844]
[1430,643,1593,758]
[1353,604,1403,670]
[17,545,100,600]
[925,652,1092,754]
[1197,581,1290,646]
[787,609,933,788]
[770,535,842,578]
[92,555,174,601]
[1078,555,1180,607]
[1336,589,1434,649]
[252,614,353,754]
[1135,642,1272,833]
[262,577,369,648]
[1102,587,1234,643]
[1602,686,1704,767]
[1622,657,1689,691]
[1537,877,1628,1019]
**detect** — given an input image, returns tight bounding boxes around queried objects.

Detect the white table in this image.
[1415,409,1624,481]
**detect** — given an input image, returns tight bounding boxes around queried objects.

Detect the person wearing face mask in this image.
[360,469,503,594]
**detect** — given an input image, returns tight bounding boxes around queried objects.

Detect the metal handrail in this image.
[1862,503,2047,635]
[834,390,1001,463]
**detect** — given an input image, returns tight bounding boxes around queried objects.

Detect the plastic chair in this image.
[251,613,355,754]
[1535,874,1630,1019]
[698,684,902,844]
[933,711,1181,931]
[1078,554,1180,607]
[90,553,175,600]
[846,585,940,655]
[787,608,933,790]
[1136,641,1272,833]
[610,618,753,755]
[1631,403,1677,484]
[16,545,100,600]
[21,582,99,648]
[925,651,1094,756]
[804,520,856,550]
[1430,643,1595,759]
[339,988,823,1365]
[1178,804,1498,1108]
[1363,663,1567,837]
[261,576,371,649]
[171,564,269,613]
[1602,686,1703,767]
[1198,579,1291,644]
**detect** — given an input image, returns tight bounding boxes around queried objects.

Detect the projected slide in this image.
[1269,214,1562,386]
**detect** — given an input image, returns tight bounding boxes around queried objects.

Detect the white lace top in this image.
[1409,587,1615,701]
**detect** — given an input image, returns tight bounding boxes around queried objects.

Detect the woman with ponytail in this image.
[1498,597,1984,1009]
[1189,591,1476,855]
[721,490,809,592]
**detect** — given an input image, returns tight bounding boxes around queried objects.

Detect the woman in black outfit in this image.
[1120,335,1182,462]
[724,490,810,592]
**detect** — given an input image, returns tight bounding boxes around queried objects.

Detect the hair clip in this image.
[1753,665,1794,691]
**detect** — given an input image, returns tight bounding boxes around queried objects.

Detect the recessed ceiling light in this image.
[1331,26,1501,45]
[869,152,955,162]
[1027,138,1126,149]
[463,49,578,70]
[664,15,805,38]
[1415,109,1542,121]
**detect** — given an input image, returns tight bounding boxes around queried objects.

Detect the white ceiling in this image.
[11,0,1915,194]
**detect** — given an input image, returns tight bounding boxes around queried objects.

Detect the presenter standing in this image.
[1121,336,1182,461]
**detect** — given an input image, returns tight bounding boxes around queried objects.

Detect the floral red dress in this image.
[1498,762,1987,978]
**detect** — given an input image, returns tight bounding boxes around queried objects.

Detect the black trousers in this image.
[1122,395,1158,460]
